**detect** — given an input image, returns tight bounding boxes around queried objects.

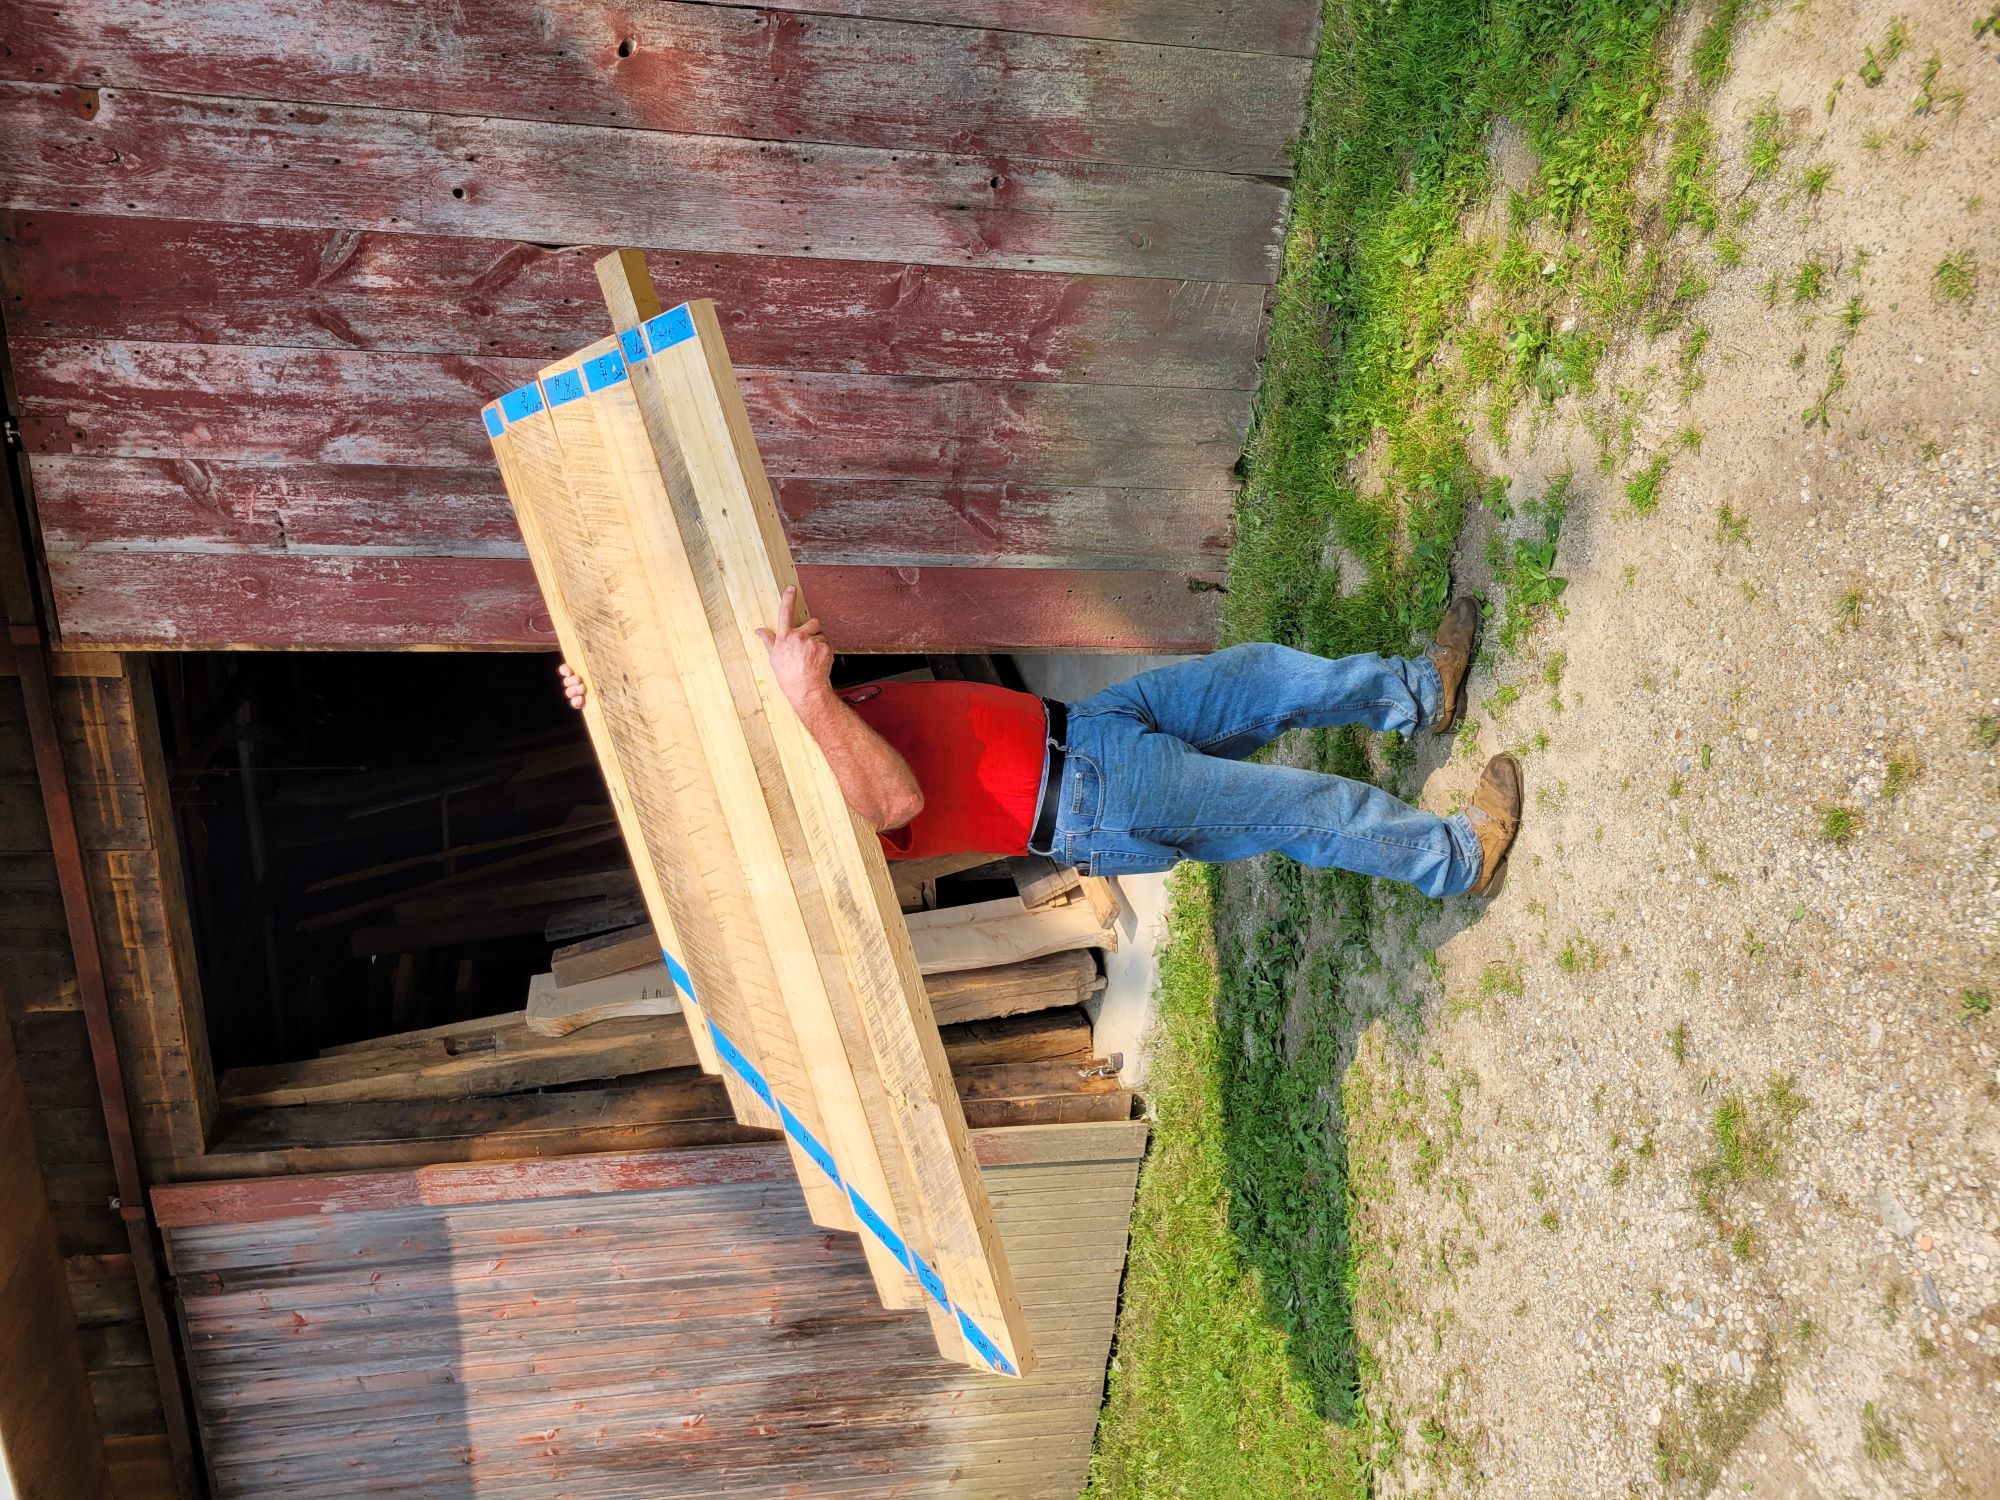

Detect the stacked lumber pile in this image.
[475,253,1055,1375]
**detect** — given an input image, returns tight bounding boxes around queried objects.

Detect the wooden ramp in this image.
[154,1123,1144,1498]
[481,253,1028,1375]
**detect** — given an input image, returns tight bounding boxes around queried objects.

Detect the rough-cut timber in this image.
[0,0,1317,650]
[5,1,1310,175]
[155,1123,1145,1498]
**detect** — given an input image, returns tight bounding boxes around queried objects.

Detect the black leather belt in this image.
[1027,697,1068,858]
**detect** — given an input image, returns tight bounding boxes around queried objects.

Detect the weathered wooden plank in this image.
[1,3,1309,175]
[745,0,1320,55]
[15,341,1253,491]
[215,1013,699,1108]
[903,895,1116,975]
[157,1119,1144,1221]
[157,1131,1143,1498]
[926,950,1102,1026]
[42,549,1223,653]
[30,455,1231,573]
[0,1015,112,1495]
[0,84,1290,282]
[2,212,1269,387]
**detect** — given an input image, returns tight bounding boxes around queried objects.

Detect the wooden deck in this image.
[0,0,1316,653]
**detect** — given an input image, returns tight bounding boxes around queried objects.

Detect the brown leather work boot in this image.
[1426,596,1480,733]
[1465,753,1522,896]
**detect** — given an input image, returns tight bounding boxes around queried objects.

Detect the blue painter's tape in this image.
[778,1103,842,1186]
[583,349,627,392]
[543,368,587,407]
[642,304,695,355]
[846,1187,913,1271]
[499,383,544,423]
[708,1024,776,1111]
[619,327,647,366]
[481,406,505,438]
[660,949,695,1000]
[956,1308,1015,1376]
[912,1256,948,1310]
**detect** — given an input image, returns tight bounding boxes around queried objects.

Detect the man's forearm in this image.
[789,686,925,833]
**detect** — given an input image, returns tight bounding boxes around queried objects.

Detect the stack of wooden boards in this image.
[480,251,1036,1376]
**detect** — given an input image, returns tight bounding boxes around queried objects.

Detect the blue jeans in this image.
[1038,644,1483,898]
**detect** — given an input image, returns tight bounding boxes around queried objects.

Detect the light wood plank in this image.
[524,968,680,1038]
[549,295,926,1317]
[902,896,1116,975]
[615,271,1031,1375]
[216,1014,696,1108]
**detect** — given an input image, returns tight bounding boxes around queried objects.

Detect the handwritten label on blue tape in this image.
[619,327,647,365]
[912,1257,948,1309]
[957,1309,1015,1375]
[542,368,586,407]
[498,383,544,423]
[662,952,1016,1374]
[642,304,695,355]
[779,1102,842,1186]
[583,349,627,392]
[848,1187,913,1271]
[708,1024,777,1112]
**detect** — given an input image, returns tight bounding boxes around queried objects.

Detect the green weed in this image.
[1882,752,1918,799]
[1692,0,1750,89]
[1934,249,1977,304]
[1861,1401,1901,1462]
[1746,101,1788,178]
[1818,805,1859,844]
[1789,256,1829,303]
[1668,1020,1688,1065]
[1799,162,1833,201]
[1836,587,1864,630]
[1977,715,2000,750]
[1625,454,1669,514]
[1962,988,1992,1021]
[1663,114,1720,236]
[1715,503,1751,547]
[1838,294,1871,333]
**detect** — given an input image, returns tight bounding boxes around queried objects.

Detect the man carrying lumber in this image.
[559,588,1520,898]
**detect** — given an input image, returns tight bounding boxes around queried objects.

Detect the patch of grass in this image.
[1836,587,1865,630]
[1714,232,1743,268]
[1556,934,1605,974]
[1933,249,1977,305]
[1858,16,1910,87]
[1663,114,1720,237]
[1103,1,1694,1485]
[1654,1360,1786,1491]
[1668,1020,1688,1065]
[1539,1208,1561,1233]
[1715,503,1751,548]
[1691,1077,1808,1224]
[1745,100,1788,179]
[1625,454,1669,514]
[1789,256,1829,303]
[1838,294,1871,333]
[1818,804,1859,844]
[1798,162,1833,202]
[1692,0,1750,90]
[1962,988,1992,1021]
[1861,1401,1901,1463]
[1978,715,2000,750]
[1882,752,1918,799]
[1087,869,1358,1497]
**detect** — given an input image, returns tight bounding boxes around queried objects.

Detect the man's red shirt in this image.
[837,681,1047,859]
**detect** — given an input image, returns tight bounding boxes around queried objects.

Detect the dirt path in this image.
[1343,4,1998,1493]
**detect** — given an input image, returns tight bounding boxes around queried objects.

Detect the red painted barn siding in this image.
[0,0,1315,651]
